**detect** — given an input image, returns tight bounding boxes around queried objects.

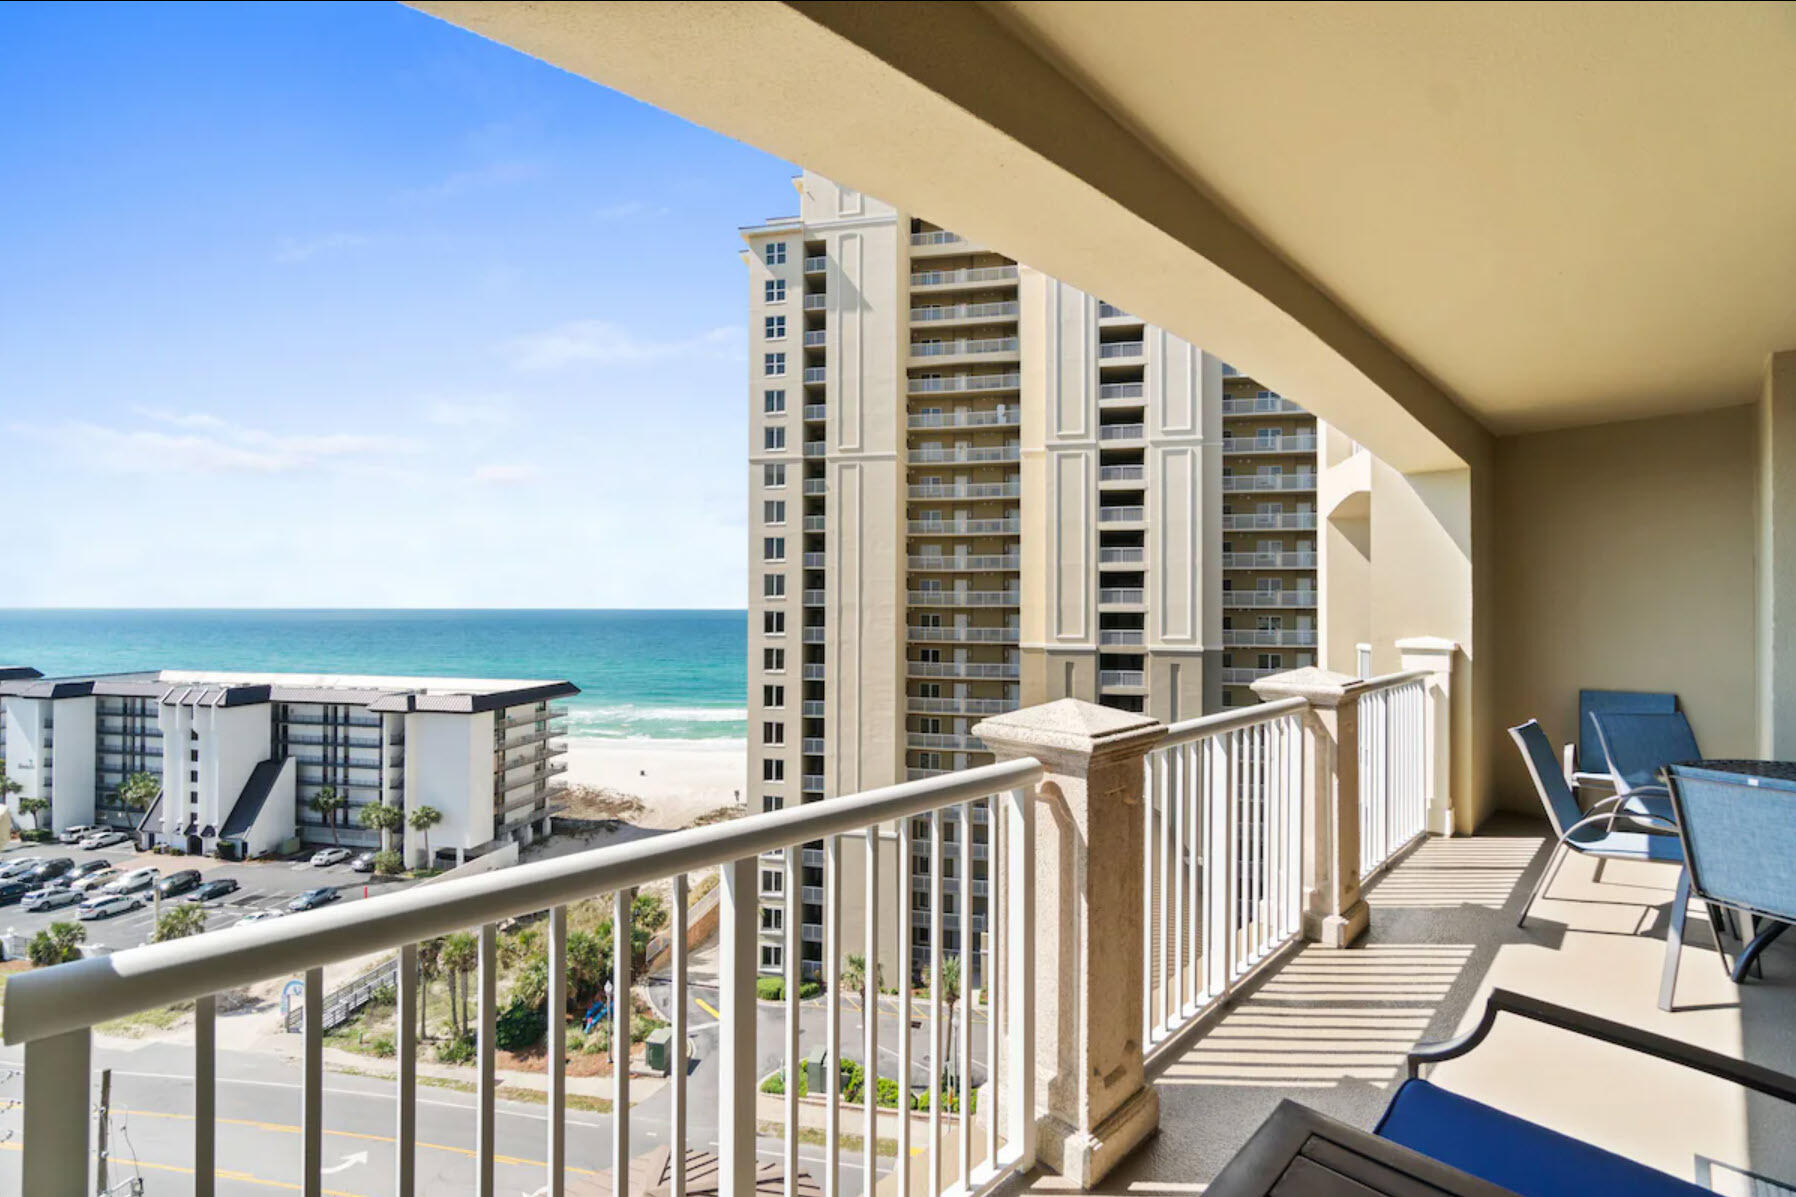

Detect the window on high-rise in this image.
[763,685,784,708]
[763,574,785,599]
[764,426,785,451]
[764,389,786,414]
[764,500,785,525]
[764,463,786,488]
[763,648,785,671]
[765,279,786,303]
[764,315,785,340]
[764,242,786,265]
[764,352,786,377]
[763,759,784,781]
[763,722,784,745]
[763,611,785,635]
[763,537,785,562]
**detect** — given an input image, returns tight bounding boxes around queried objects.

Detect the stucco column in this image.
[1396,637,1458,836]
[1758,350,1796,757]
[1250,668,1368,948]
[973,699,1164,1189]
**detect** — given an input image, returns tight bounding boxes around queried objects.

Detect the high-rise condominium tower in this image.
[743,173,1316,979]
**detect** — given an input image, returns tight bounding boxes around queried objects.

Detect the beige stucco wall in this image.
[1489,404,1759,811]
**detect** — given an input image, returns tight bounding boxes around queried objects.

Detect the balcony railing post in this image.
[22,1027,90,1197]
[1251,669,1369,948]
[974,699,1165,1189]
[1396,637,1460,836]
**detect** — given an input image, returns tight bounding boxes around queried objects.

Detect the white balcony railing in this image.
[1221,434,1318,454]
[1098,670,1146,688]
[1099,546,1145,565]
[909,695,1013,715]
[910,337,1019,358]
[1359,671,1430,879]
[1220,551,1318,569]
[803,293,826,310]
[909,229,966,247]
[1099,465,1145,483]
[1220,666,1281,685]
[1142,698,1307,1057]
[1220,395,1305,415]
[907,659,1021,679]
[803,330,827,347]
[907,481,1021,500]
[1098,382,1144,401]
[1221,473,1317,492]
[1224,589,1318,608]
[907,589,1021,607]
[908,554,1021,571]
[908,372,1022,395]
[910,265,1018,287]
[1098,340,1145,359]
[1222,628,1318,648]
[909,300,1019,323]
[1098,505,1146,523]
[1221,512,1318,531]
[1099,587,1146,605]
[907,623,1019,643]
[803,478,827,495]
[803,254,827,272]
[1098,423,1145,441]
[908,517,1020,536]
[1099,629,1145,646]
[4,755,1046,1197]
[908,731,984,752]
[803,366,827,384]
[908,444,1021,465]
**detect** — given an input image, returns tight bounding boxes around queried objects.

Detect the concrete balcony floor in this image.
[1063,816,1796,1195]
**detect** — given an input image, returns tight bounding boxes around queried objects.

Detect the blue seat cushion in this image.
[1375,1078,1709,1197]
[1566,823,1684,863]
[1621,793,1675,824]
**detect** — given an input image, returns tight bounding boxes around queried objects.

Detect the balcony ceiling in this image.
[981,2,1796,433]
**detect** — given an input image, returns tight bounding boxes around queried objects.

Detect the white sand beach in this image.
[562,737,748,829]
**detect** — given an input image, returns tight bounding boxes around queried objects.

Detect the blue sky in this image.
[0,1,793,608]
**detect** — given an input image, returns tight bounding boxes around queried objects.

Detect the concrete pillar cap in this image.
[1251,666,1363,708]
[973,697,1165,762]
[1394,636,1459,655]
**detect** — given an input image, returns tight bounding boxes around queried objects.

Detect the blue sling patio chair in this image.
[1510,719,1684,929]
[1661,762,1796,1010]
[1566,689,1679,795]
[1588,709,1703,828]
[1374,987,1796,1197]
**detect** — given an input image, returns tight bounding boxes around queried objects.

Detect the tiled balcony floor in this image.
[1083,814,1796,1195]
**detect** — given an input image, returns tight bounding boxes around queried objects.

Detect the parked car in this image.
[68,859,112,879]
[70,868,120,893]
[156,869,202,898]
[79,893,140,920]
[309,847,352,868]
[23,886,82,912]
[186,878,240,903]
[25,858,74,884]
[288,887,339,912]
[349,851,378,873]
[103,867,159,895]
[58,824,100,845]
[0,858,43,881]
[239,909,285,925]
[0,881,34,906]
[78,830,131,850]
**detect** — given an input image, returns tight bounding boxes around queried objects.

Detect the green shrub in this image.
[566,1029,586,1054]
[875,1076,902,1108]
[18,829,53,844]
[631,1011,666,1044]
[756,976,784,1001]
[759,1067,809,1097]
[435,1033,475,1065]
[494,1000,546,1053]
[374,850,404,876]
[368,1034,396,1058]
[585,1022,610,1054]
[369,982,397,1008]
[798,980,823,1000]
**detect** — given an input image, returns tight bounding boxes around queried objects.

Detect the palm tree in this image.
[152,903,206,943]
[18,796,49,833]
[117,771,159,814]
[308,786,345,847]
[843,953,867,997]
[940,955,963,1095]
[358,800,403,853]
[440,931,478,1035]
[408,805,443,869]
[417,938,443,1040]
[27,921,85,967]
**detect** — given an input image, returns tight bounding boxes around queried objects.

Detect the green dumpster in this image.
[645,1027,675,1075]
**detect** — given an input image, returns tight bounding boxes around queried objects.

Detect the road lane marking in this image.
[0,1142,370,1197]
[694,995,721,1019]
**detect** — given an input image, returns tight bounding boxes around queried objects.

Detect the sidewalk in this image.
[321,1042,670,1104]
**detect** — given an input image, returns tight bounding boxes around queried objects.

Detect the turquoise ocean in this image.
[0,610,748,746]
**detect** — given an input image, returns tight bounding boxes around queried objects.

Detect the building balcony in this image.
[1221,551,1318,569]
[907,407,1019,430]
[906,659,1021,679]
[909,264,1018,289]
[907,553,1020,571]
[1220,665,1286,684]
[802,366,826,384]
[907,731,983,752]
[802,293,826,311]
[907,623,1019,644]
[802,255,826,272]
[909,300,1019,324]
[1098,339,1145,359]
[908,372,1021,395]
[1097,302,1135,320]
[907,588,1021,607]
[907,481,1021,500]
[1098,669,1146,689]
[910,336,1019,359]
[802,478,827,495]
[802,514,826,531]
[909,229,970,250]
[1099,629,1145,646]
[802,589,824,606]
[800,700,824,718]
[801,626,825,644]
[908,516,1020,536]
[1099,546,1145,566]
[1221,473,1317,493]
[1099,586,1146,606]
[801,552,826,567]
[1221,511,1317,531]
[1222,628,1318,647]
[801,403,827,421]
[1220,395,1305,416]
[799,737,825,756]
[1099,464,1145,484]
[1225,589,1319,608]
[1222,433,1319,454]
[802,330,826,347]
[802,441,824,458]
[1098,381,1144,401]
[801,774,824,794]
[908,695,1013,716]
[801,664,825,680]
[1098,505,1146,524]
[1098,422,1146,442]
[908,444,1021,465]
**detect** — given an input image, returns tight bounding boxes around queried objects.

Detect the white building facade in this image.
[0,669,574,864]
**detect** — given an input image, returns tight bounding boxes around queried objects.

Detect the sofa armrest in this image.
[1407,989,1796,1105]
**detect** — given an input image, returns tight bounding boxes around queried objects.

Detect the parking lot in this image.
[0,840,414,954]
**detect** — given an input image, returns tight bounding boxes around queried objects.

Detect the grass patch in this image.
[758,1119,898,1159]
[329,1063,617,1112]
[496,1085,613,1114]
[98,1001,190,1037]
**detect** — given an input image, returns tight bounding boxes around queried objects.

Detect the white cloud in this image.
[425,398,514,428]
[13,414,417,477]
[471,463,539,486]
[273,232,371,264]
[506,320,742,371]
[402,160,541,201]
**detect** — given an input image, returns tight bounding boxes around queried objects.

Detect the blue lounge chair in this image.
[1377,987,1796,1197]
[1566,689,1679,792]
[1510,719,1683,929]
[1589,709,1702,826]
[1662,762,1796,1005]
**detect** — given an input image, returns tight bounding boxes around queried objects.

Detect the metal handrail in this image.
[4,757,1042,1044]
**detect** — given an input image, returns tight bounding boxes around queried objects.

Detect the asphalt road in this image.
[0,841,410,954]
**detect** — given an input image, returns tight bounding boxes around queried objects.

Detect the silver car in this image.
[23,886,81,912]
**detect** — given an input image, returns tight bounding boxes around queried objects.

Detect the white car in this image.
[238,910,285,925]
[78,830,131,850]
[309,847,352,868]
[58,824,100,845]
[103,867,159,895]
[78,893,140,920]
[23,886,82,912]
[70,868,120,894]
[0,857,43,881]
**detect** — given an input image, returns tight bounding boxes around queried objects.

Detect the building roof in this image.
[0,668,578,712]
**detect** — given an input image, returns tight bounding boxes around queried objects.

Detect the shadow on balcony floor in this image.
[1070,814,1796,1196]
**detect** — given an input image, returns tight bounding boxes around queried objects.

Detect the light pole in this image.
[604,979,614,1064]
